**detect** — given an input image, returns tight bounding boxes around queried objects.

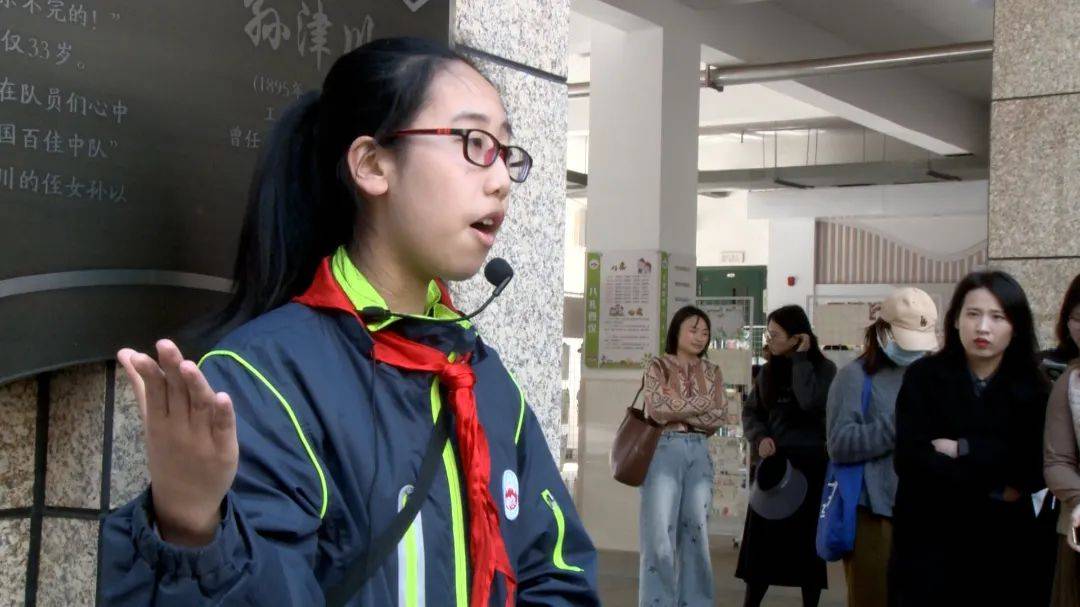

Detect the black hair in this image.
[766,305,826,364]
[938,271,1042,382]
[664,306,712,358]
[218,37,480,329]
[760,305,826,407]
[1052,273,1080,362]
[859,318,897,376]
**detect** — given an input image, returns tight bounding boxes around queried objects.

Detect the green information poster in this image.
[584,252,602,368]
[584,250,664,368]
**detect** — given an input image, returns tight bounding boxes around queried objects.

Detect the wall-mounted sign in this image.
[719,250,746,264]
[584,250,697,369]
[0,1,451,383]
[666,253,696,326]
[584,250,661,369]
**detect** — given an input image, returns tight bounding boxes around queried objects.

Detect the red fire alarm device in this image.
[787,276,797,287]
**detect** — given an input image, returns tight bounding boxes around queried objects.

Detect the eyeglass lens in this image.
[464,130,530,182]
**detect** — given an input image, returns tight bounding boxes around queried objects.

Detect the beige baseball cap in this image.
[879,287,939,351]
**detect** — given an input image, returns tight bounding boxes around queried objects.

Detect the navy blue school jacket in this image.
[99,264,599,606]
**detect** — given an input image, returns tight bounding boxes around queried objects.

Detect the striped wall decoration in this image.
[815,220,987,285]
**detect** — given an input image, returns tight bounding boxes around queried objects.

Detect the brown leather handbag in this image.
[610,364,665,487]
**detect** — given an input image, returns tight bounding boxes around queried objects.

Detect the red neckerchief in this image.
[294,259,516,607]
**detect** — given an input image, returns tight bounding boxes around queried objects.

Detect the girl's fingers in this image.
[210,392,238,453]
[156,340,191,423]
[117,348,148,421]
[132,352,168,423]
[181,360,217,433]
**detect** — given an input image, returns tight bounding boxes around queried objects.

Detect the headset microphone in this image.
[360,258,514,324]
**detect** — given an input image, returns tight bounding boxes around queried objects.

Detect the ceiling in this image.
[772,0,993,49]
[665,0,994,103]
[772,0,993,103]
[675,0,995,47]
[573,1,995,104]
[568,0,995,146]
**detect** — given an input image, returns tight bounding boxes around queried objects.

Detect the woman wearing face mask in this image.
[99,38,599,606]
[738,305,837,607]
[639,306,726,606]
[1039,273,1080,382]
[890,271,1052,606]
[825,288,939,607]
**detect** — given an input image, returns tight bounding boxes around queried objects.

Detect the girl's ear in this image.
[347,135,389,198]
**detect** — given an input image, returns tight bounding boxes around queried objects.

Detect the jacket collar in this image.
[925,350,1041,404]
[294,246,465,332]
[293,249,477,358]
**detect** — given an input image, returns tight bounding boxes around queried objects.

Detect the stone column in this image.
[450,0,572,461]
[989,0,1080,345]
[576,18,702,551]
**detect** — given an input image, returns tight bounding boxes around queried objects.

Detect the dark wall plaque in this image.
[0,0,451,383]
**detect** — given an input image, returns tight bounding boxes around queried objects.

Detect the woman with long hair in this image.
[890,271,1053,605]
[825,288,939,606]
[738,305,837,607]
[1039,273,1080,382]
[99,38,598,606]
[639,306,727,606]
[1044,361,1080,606]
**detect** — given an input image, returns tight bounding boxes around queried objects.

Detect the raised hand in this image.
[758,437,777,458]
[794,334,812,353]
[117,340,238,547]
[931,438,959,459]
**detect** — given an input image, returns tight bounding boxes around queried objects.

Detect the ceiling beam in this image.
[574,0,989,155]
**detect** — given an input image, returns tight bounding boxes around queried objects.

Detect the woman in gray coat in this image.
[825,288,939,607]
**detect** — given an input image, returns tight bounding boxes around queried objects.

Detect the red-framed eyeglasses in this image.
[386,128,532,183]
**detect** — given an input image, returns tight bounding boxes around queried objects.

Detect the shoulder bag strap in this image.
[325,405,450,606]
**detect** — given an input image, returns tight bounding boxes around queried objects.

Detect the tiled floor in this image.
[598,538,846,606]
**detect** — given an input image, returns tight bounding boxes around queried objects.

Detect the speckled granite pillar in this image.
[45,365,105,511]
[0,376,36,605]
[0,378,36,511]
[36,518,100,606]
[989,0,1080,346]
[35,365,108,604]
[450,0,570,461]
[0,519,31,607]
[995,258,1080,347]
[0,363,120,605]
[110,370,149,510]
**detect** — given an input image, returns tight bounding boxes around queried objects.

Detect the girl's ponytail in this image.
[218,91,350,329]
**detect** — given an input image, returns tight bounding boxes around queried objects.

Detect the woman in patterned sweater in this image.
[638,306,727,606]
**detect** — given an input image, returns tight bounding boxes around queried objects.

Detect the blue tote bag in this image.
[816,372,873,562]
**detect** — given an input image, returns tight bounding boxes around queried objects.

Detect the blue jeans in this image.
[639,432,714,607]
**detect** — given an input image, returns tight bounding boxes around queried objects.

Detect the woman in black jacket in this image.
[738,305,837,607]
[890,271,1053,606]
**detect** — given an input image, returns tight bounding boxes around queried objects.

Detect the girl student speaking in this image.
[100,38,599,607]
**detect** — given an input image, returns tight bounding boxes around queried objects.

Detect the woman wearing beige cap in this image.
[824,287,938,607]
